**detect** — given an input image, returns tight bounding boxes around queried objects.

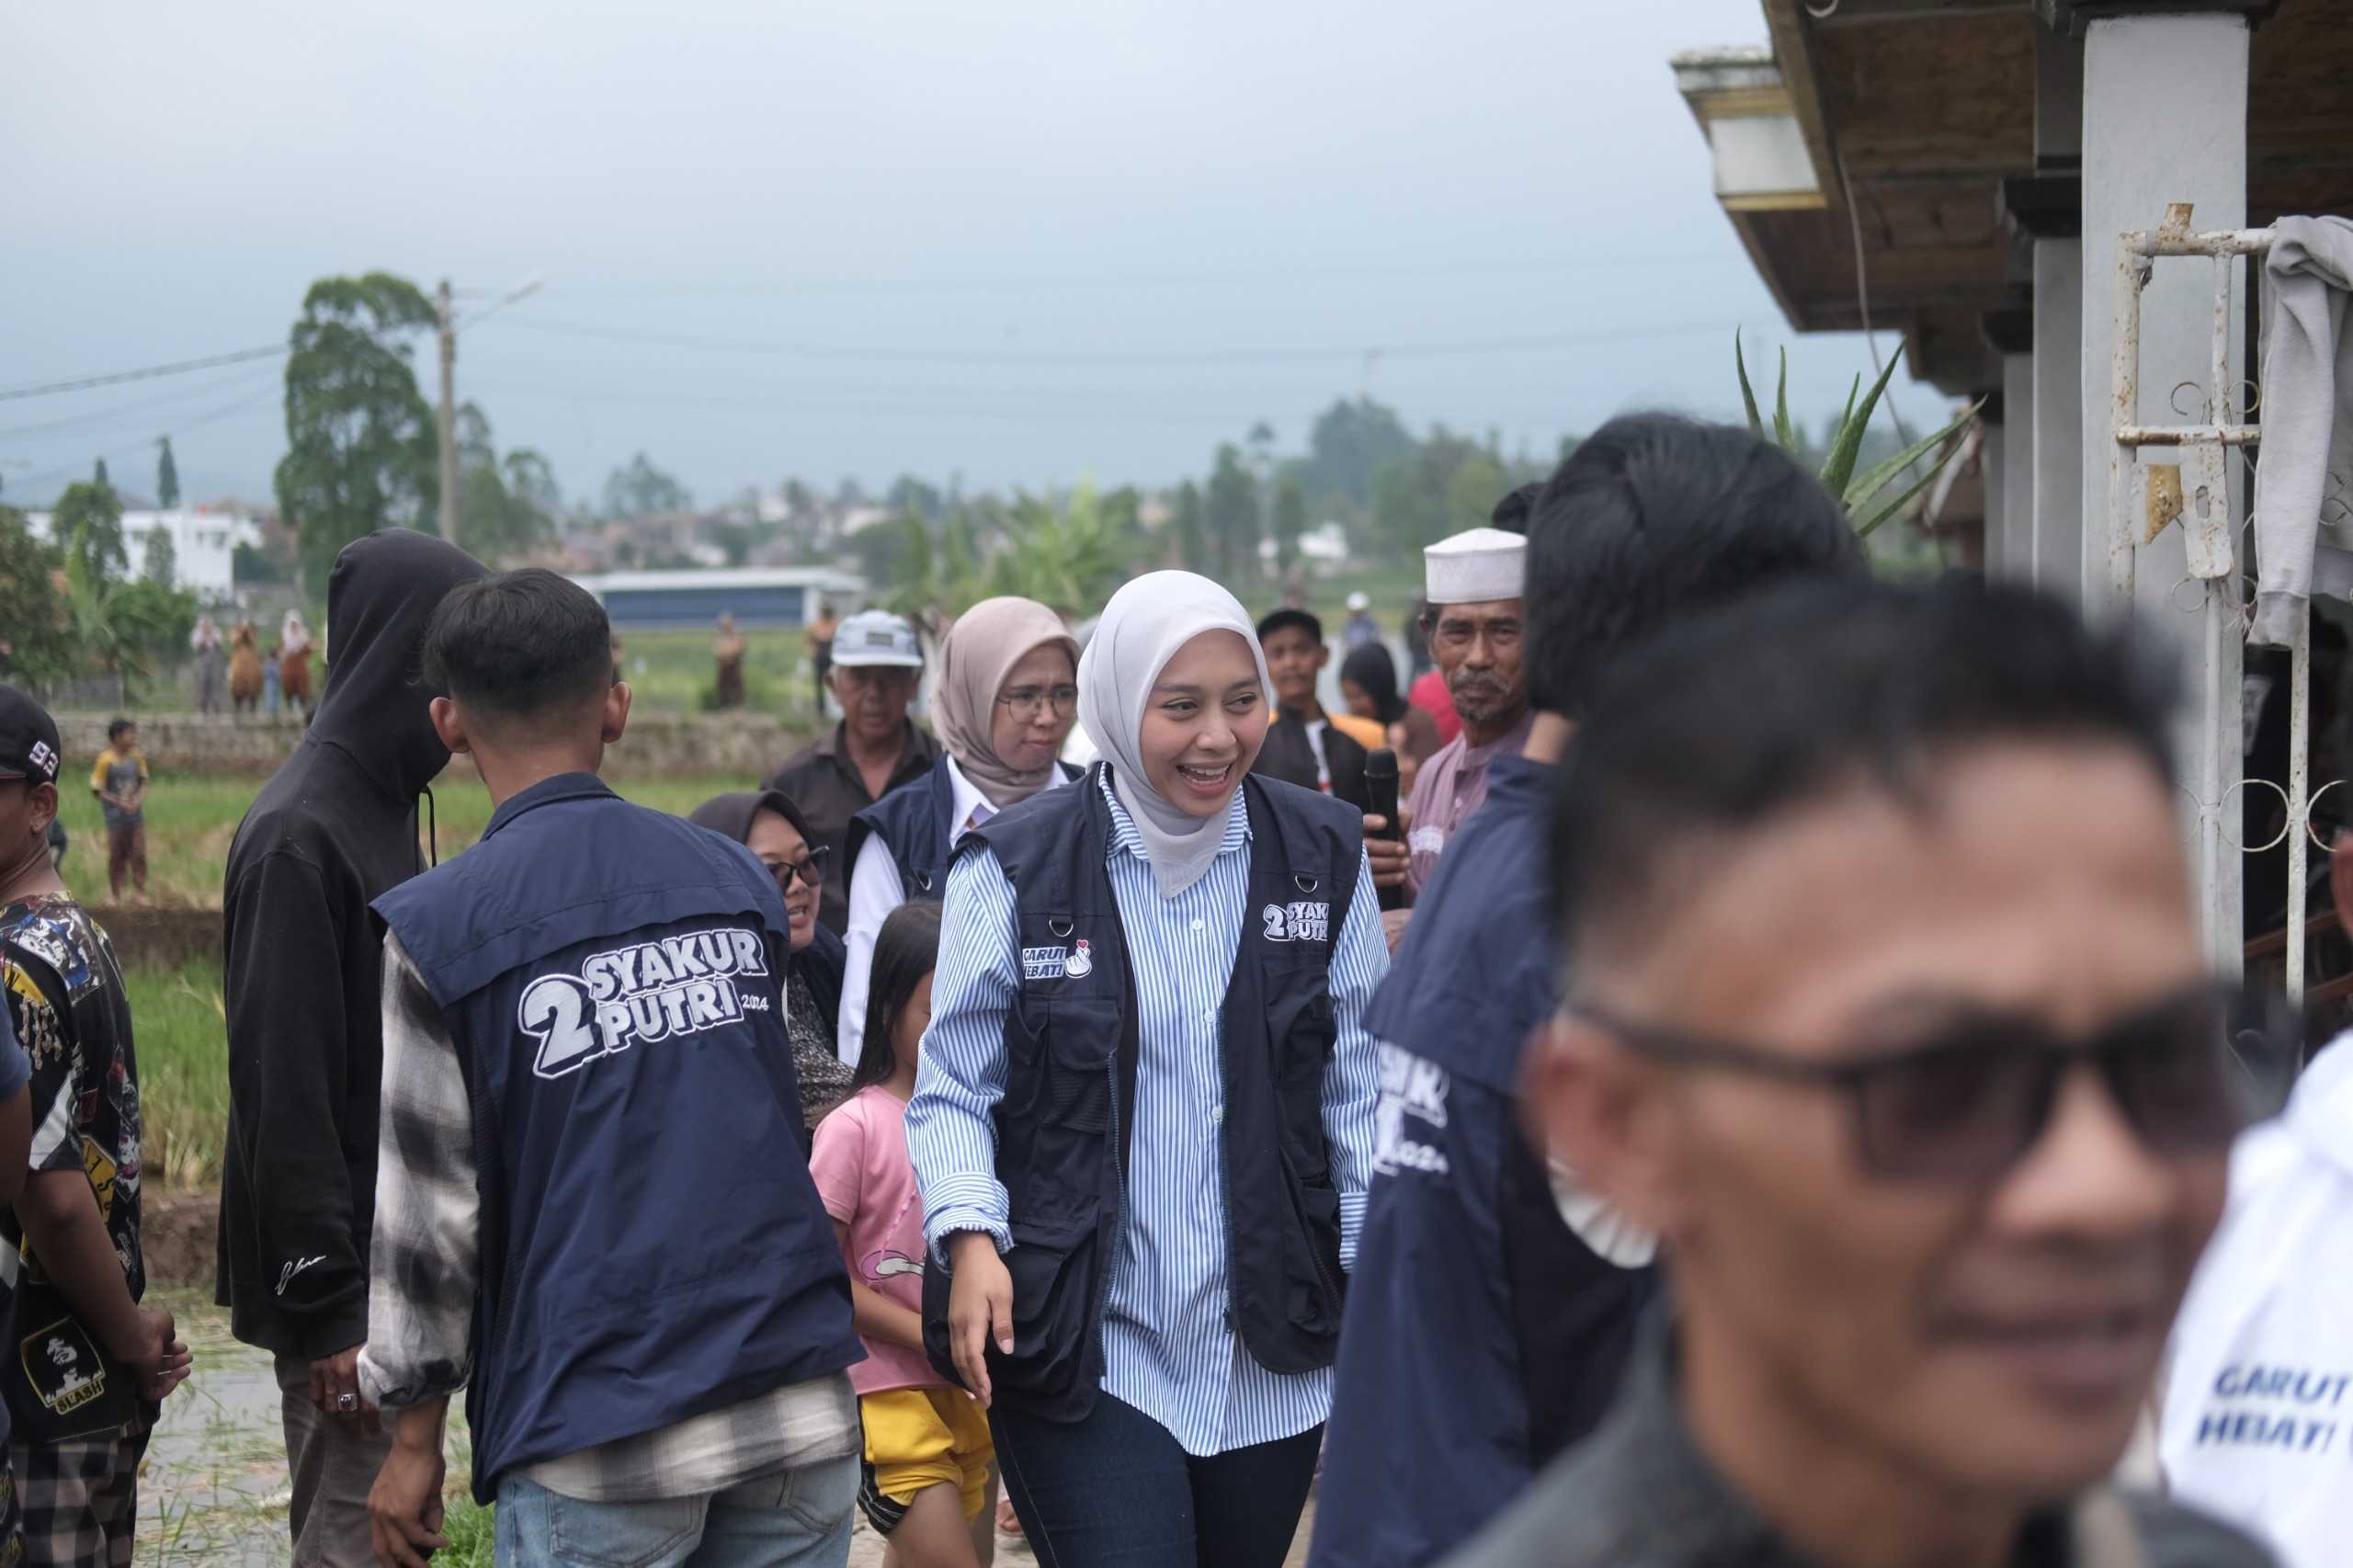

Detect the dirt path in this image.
[133,1291,1314,1564]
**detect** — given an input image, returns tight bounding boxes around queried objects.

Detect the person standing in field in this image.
[279,610,314,721]
[0,686,191,1568]
[190,618,226,717]
[808,599,841,717]
[713,612,747,710]
[216,528,486,1568]
[87,722,147,906]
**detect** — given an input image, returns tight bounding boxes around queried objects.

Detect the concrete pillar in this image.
[2003,353,2036,582]
[2033,239,2083,594]
[2076,11,2248,611]
[2070,4,2253,971]
[1984,426,2007,577]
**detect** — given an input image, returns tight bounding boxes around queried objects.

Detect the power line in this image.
[0,365,283,442]
[9,383,285,499]
[563,254,1736,298]
[0,344,290,403]
[484,314,1749,368]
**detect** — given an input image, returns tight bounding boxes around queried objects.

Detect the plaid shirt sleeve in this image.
[356,933,480,1413]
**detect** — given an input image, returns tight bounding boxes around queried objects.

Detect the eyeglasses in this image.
[760,845,829,892]
[1574,980,2292,1186]
[996,684,1079,720]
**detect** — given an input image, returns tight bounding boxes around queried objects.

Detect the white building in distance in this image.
[24,507,260,600]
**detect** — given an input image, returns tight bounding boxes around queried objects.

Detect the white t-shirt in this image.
[2161,1035,2353,1568]
[835,756,1071,1067]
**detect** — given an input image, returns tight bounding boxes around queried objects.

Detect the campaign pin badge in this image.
[1063,938,1094,979]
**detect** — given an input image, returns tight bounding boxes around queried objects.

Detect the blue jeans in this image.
[989,1394,1322,1568]
[494,1453,858,1568]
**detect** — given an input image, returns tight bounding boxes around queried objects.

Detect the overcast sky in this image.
[2,0,1927,512]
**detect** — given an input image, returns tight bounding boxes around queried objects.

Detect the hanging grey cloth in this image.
[2251,215,2353,647]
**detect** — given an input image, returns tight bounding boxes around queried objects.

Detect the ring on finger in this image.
[336,1392,358,1412]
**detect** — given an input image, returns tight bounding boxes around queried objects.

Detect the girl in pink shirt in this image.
[810,901,995,1567]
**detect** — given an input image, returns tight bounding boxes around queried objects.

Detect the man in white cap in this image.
[1402,527,1529,897]
[1343,591,1382,652]
[765,608,941,934]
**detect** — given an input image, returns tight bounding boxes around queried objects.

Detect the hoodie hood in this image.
[2285,1029,2353,1176]
[311,528,489,798]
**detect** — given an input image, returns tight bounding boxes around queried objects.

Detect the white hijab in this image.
[1078,571,1271,899]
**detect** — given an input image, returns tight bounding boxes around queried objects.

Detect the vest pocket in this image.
[1274,1143,1346,1337]
[934,1214,1101,1409]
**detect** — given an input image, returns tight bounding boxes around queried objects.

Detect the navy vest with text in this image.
[373,774,861,1499]
[921,766,1360,1421]
[848,756,1081,903]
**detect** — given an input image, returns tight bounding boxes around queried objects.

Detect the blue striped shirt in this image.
[907,774,1387,1456]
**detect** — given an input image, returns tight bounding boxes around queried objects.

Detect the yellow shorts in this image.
[858,1386,995,1528]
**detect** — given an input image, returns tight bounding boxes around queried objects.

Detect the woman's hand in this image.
[947,1231,1015,1407]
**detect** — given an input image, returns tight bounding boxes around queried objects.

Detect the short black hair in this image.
[1256,608,1323,645]
[1550,576,2177,977]
[107,718,135,742]
[1525,414,1863,719]
[423,568,613,722]
[1490,481,1544,536]
[852,900,945,1091]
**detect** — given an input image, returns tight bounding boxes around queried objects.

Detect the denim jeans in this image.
[989,1394,1322,1568]
[494,1452,858,1568]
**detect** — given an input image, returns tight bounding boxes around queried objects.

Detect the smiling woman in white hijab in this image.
[905,570,1391,1568]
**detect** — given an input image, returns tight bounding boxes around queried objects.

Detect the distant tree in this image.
[1444,451,1508,537]
[835,476,869,509]
[142,526,176,588]
[275,271,439,588]
[887,475,942,520]
[0,507,76,687]
[232,540,287,585]
[982,483,1128,618]
[451,405,559,563]
[1270,475,1308,574]
[154,437,180,509]
[94,458,110,491]
[783,478,816,517]
[602,452,692,518]
[1170,480,1208,574]
[1303,397,1415,513]
[1204,445,1260,583]
[52,481,128,587]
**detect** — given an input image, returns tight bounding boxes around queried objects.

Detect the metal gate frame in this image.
[2108,206,2314,997]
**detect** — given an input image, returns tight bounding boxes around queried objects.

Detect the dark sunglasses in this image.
[759,844,829,892]
[1575,980,2296,1186]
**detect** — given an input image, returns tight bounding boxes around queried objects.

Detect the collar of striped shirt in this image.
[1097,768,1252,864]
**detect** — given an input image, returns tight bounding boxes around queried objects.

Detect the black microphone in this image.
[1364,748,1406,912]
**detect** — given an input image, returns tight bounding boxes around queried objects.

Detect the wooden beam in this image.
[1760,0,1847,213]
[1810,0,2029,25]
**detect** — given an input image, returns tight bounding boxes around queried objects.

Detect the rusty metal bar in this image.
[2109,240,2145,613]
[2115,425,2260,446]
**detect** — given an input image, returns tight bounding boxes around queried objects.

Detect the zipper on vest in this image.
[1216,1026,1240,1335]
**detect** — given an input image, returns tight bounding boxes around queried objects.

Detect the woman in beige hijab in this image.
[835,597,1080,1065]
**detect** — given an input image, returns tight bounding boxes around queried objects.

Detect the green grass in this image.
[612,629,824,716]
[104,772,771,1192]
[126,960,233,1190]
[54,772,774,911]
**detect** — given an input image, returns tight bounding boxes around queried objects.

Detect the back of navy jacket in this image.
[373,775,860,1491]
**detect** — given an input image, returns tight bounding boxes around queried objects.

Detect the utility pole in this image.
[437,278,459,544]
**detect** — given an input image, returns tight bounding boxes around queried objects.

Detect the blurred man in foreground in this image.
[1314,415,1863,1568]
[1449,577,2275,1568]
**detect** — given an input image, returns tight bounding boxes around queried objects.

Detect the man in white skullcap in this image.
[1402,527,1529,897]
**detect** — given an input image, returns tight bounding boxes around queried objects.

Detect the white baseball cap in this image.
[831,609,924,668]
[1346,591,1370,611]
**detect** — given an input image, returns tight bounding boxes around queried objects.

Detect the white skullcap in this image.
[1424,527,1526,606]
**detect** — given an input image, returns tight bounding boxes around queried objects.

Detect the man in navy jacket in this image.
[358,570,862,1568]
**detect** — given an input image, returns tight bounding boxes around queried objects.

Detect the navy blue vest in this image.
[847,757,1081,904]
[921,767,1361,1421]
[373,774,862,1499]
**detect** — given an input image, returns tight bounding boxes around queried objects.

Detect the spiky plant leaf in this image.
[1844,401,1984,511]
[1735,332,1766,438]
[1772,350,1796,451]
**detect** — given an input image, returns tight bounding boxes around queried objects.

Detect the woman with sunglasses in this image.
[836,597,1082,1069]
[906,572,1387,1568]
[688,788,854,1136]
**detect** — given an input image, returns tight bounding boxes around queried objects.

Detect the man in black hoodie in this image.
[215,528,485,1568]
